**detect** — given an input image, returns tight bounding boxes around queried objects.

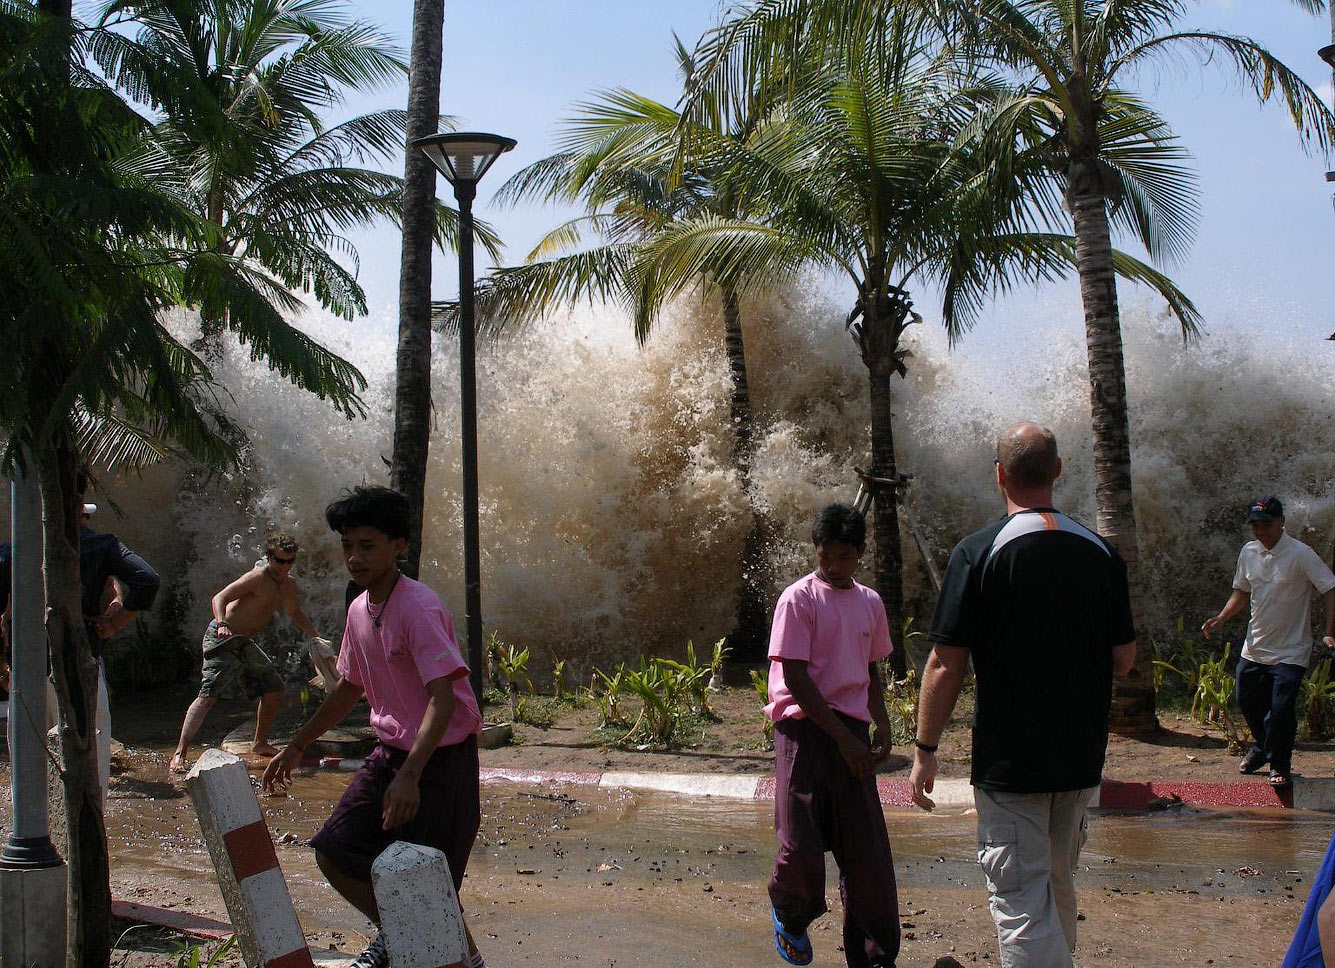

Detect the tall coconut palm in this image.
[453,47,786,659]
[2,4,371,961]
[914,0,1335,732]
[91,0,432,343]
[674,2,1204,680]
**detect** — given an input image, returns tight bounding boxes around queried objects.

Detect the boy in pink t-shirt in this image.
[263,486,485,968]
[766,504,899,968]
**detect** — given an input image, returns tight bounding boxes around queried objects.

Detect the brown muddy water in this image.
[73,757,1333,966]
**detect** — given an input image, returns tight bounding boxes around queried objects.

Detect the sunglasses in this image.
[271,555,296,565]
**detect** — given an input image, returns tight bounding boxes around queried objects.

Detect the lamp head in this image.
[413,132,517,188]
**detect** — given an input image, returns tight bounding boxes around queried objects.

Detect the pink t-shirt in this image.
[765,572,893,723]
[337,576,483,750]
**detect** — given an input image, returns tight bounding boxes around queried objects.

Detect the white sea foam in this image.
[10,282,1333,673]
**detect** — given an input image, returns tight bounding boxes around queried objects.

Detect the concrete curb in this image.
[471,765,1324,811]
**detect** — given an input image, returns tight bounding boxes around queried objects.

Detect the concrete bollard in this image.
[372,842,468,968]
[186,748,314,968]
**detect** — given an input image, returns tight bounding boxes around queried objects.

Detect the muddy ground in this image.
[8,676,1335,966]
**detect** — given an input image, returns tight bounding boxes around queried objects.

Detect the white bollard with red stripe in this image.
[372,842,468,968]
[186,749,314,968]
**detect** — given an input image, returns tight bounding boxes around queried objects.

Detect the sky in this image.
[335,2,1335,344]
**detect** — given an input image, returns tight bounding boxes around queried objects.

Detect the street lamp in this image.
[412,132,516,707]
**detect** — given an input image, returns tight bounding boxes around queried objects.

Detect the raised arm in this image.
[262,677,364,792]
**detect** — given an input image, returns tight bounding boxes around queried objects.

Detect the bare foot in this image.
[169,752,189,775]
[252,742,281,757]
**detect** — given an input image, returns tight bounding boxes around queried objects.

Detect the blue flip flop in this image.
[771,907,813,966]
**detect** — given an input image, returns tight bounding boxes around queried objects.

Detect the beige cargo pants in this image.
[974,786,1098,968]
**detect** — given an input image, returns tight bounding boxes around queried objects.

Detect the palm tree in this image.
[92,0,420,344]
[674,2,1203,681]
[2,4,372,961]
[453,47,784,658]
[912,0,1335,732]
[392,0,445,578]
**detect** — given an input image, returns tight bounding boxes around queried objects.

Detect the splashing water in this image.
[8,284,1333,677]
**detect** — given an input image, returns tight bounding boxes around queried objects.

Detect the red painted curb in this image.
[1099,779,1290,810]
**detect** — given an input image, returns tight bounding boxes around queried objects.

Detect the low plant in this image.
[884,667,918,747]
[707,637,731,691]
[620,659,686,746]
[676,640,715,717]
[1151,617,1208,700]
[900,616,926,670]
[589,665,629,727]
[171,935,236,968]
[1191,643,1248,754]
[1303,658,1335,741]
[552,657,568,701]
[751,668,774,744]
[490,633,534,723]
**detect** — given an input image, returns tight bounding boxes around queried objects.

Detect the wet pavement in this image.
[89,757,1332,966]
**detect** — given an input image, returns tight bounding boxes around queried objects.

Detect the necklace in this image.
[366,571,402,629]
[264,566,283,588]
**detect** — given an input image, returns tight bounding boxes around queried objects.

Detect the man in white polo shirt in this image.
[1202,495,1335,788]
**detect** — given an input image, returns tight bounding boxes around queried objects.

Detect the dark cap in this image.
[1246,495,1283,522]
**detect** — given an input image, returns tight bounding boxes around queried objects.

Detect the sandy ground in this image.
[7,676,1335,966]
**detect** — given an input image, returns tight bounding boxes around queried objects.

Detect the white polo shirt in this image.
[1234,532,1335,666]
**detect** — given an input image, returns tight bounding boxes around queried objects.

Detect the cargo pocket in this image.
[977,822,1020,894]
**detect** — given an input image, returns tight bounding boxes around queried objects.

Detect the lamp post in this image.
[412,132,516,707]
[0,464,67,967]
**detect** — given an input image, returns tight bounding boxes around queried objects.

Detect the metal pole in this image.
[454,183,485,708]
[2,468,59,867]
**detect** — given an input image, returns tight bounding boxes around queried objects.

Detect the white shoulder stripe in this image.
[986,511,1109,564]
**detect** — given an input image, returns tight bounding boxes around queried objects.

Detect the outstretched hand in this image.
[261,745,302,795]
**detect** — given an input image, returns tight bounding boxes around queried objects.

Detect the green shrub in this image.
[1303,658,1335,741]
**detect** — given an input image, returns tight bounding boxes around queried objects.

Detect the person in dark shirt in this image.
[1,481,160,800]
[910,422,1136,968]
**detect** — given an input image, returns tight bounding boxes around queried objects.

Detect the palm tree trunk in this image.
[1069,177,1158,736]
[721,286,771,661]
[390,0,445,579]
[37,441,111,968]
[866,360,907,681]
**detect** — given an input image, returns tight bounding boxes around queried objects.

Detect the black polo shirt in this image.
[928,508,1135,793]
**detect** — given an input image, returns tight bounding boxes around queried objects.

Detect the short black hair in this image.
[325,486,411,541]
[812,503,865,547]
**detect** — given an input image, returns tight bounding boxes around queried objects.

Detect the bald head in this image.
[996,422,1060,491]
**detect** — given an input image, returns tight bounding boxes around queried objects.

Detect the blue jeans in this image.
[1235,656,1305,776]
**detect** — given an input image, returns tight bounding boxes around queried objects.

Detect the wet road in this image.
[96,762,1331,966]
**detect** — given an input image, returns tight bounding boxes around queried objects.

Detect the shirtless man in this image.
[170,532,323,773]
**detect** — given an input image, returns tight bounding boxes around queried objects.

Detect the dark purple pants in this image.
[769,714,900,968]
[311,739,480,888]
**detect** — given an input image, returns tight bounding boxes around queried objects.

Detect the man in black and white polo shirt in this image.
[1202,495,1335,789]
[909,422,1136,968]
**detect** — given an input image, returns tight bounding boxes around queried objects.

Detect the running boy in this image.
[262,486,485,968]
[170,532,322,773]
[765,503,900,968]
